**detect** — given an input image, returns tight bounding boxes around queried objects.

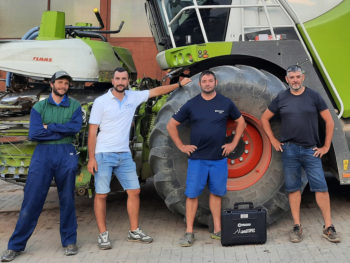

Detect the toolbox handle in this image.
[234,202,254,209]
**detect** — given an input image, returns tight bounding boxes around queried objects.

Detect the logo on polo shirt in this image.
[124,104,134,109]
[215,110,224,114]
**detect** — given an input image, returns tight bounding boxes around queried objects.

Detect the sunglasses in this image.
[286,65,304,74]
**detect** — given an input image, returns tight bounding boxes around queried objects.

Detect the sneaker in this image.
[1,250,20,262]
[322,225,340,243]
[97,231,112,250]
[64,244,78,256]
[179,232,195,247]
[210,231,221,240]
[127,227,153,243]
[289,224,303,243]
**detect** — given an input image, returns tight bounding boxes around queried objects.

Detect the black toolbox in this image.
[221,202,267,246]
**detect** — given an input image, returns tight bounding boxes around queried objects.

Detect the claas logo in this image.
[32,57,53,62]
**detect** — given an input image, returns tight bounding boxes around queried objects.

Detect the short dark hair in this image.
[113,67,129,77]
[286,65,304,75]
[199,70,216,82]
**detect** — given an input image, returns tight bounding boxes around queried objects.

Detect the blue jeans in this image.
[282,142,328,192]
[94,152,139,194]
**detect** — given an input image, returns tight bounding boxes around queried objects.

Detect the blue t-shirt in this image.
[173,93,241,160]
[268,87,328,147]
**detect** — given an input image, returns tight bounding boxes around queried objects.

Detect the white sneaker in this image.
[127,227,153,243]
[97,231,112,249]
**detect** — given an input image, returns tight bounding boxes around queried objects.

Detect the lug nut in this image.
[232,131,235,135]
[245,140,249,145]
[244,150,249,154]
[230,160,235,165]
[239,157,244,162]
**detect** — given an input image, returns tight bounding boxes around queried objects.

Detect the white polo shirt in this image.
[89,88,149,153]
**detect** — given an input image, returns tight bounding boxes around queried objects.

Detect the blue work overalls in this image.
[7,94,82,251]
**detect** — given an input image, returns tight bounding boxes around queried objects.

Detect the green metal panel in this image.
[37,11,66,40]
[82,39,122,82]
[301,0,350,117]
[112,46,137,78]
[0,141,35,178]
[164,42,233,68]
[75,166,93,196]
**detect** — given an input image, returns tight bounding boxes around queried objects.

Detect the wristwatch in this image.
[178,81,183,88]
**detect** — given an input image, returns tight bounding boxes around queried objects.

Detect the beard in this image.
[202,88,215,94]
[289,83,302,91]
[52,86,67,97]
[114,84,127,93]
[200,85,216,95]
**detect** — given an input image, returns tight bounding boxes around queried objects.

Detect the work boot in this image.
[64,244,78,256]
[1,250,20,262]
[322,225,340,243]
[289,224,303,243]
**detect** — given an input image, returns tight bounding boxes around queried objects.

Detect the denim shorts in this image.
[282,142,328,192]
[185,158,228,198]
[94,152,139,194]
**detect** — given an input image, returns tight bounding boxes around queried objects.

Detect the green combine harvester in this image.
[0,9,160,197]
[1,0,350,226]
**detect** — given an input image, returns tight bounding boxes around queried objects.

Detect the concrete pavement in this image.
[0,178,350,263]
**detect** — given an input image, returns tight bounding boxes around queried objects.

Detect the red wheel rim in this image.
[226,113,271,191]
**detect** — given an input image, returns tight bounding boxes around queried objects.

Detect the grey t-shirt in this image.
[268,87,328,147]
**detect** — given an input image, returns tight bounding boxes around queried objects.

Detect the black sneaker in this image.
[64,244,78,256]
[289,224,303,243]
[322,225,340,243]
[1,250,20,262]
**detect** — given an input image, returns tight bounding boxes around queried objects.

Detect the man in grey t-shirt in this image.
[261,65,340,243]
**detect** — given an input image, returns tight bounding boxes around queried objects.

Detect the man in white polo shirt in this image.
[87,67,191,249]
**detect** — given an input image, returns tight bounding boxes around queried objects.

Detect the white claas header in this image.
[0,39,99,82]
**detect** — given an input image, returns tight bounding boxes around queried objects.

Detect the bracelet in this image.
[178,81,183,88]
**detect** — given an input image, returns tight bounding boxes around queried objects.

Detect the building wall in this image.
[0,72,6,91]
[0,0,163,91]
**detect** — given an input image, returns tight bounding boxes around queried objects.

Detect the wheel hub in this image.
[225,113,272,191]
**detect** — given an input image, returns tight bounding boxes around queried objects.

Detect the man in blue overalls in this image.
[1,71,83,262]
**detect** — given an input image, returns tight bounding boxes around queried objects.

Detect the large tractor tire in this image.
[149,65,291,225]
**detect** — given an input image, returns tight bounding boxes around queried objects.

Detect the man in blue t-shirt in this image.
[261,65,340,243]
[167,70,245,247]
